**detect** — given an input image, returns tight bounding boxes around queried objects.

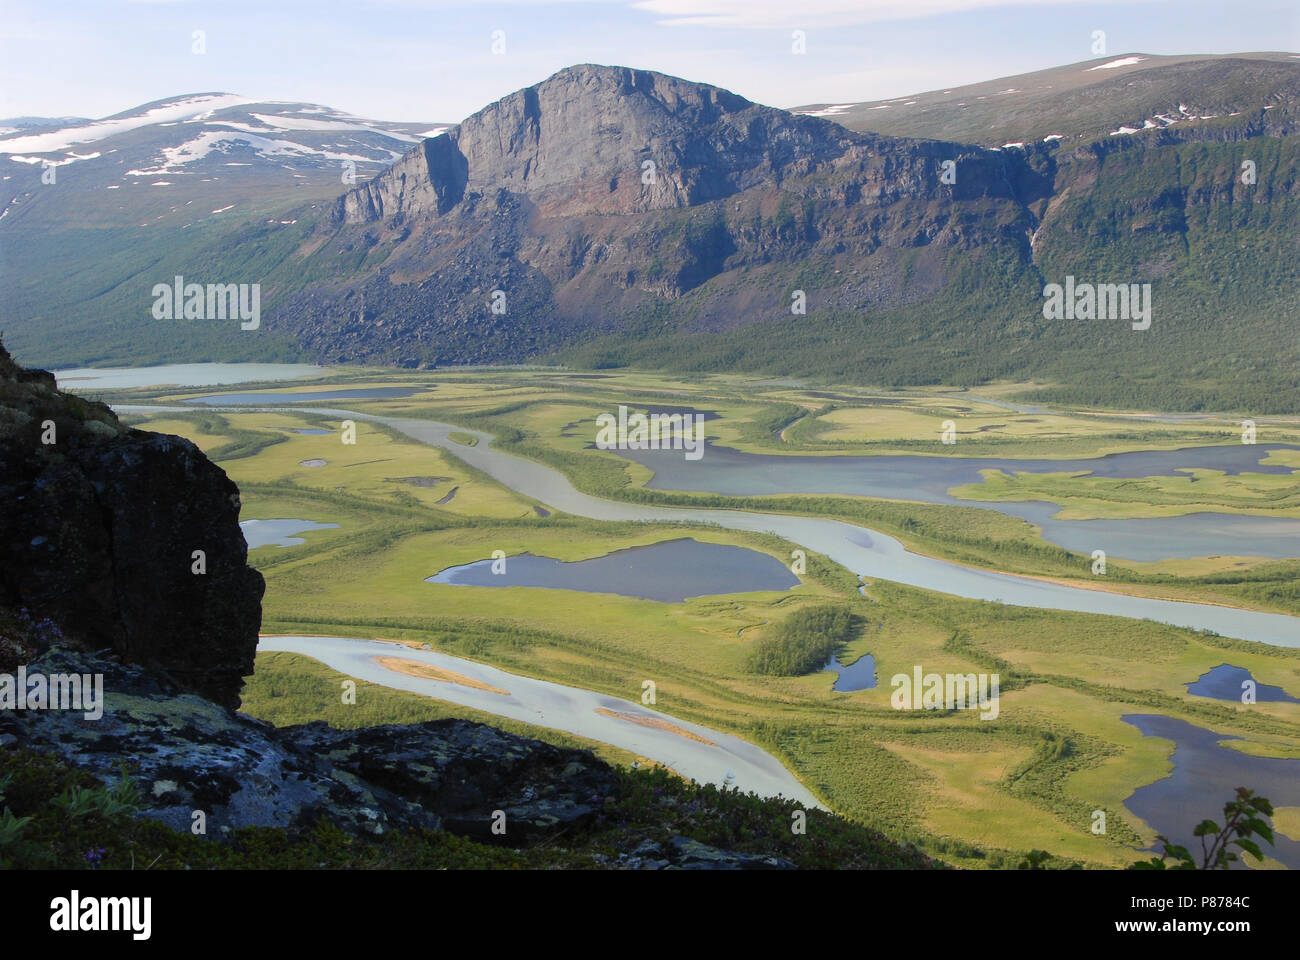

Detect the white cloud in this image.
[632,0,1099,28]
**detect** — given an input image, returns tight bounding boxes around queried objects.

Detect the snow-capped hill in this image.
[791,52,1300,145]
[0,94,449,232]
[0,94,255,154]
[0,94,444,175]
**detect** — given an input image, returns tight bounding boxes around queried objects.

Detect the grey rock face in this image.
[339,65,880,224]
[0,340,263,709]
[2,646,616,842]
[285,717,617,841]
[278,64,1039,367]
[667,835,797,870]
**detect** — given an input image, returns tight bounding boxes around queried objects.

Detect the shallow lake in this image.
[53,363,325,390]
[241,518,339,548]
[1185,664,1300,704]
[427,537,800,602]
[615,441,1299,499]
[186,387,417,405]
[980,500,1300,561]
[609,442,1300,560]
[1122,714,1300,868]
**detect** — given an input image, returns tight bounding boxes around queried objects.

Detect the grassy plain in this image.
[115,367,1300,869]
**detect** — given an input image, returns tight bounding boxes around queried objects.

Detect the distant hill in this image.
[0,92,447,228]
[0,115,92,133]
[791,52,1300,146]
[2,58,1298,410]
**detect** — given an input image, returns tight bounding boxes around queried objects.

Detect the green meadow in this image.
[115,368,1300,868]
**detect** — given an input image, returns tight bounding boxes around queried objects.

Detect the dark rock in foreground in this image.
[2,646,617,843]
[0,340,263,708]
[287,718,615,841]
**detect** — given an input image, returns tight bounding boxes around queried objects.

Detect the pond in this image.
[823,652,877,692]
[1185,664,1300,704]
[427,537,800,602]
[1122,714,1300,869]
[241,518,340,548]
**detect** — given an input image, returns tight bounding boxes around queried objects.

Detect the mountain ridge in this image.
[791,52,1300,145]
[3,57,1297,409]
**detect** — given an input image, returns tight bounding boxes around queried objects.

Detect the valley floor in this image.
[105,366,1300,869]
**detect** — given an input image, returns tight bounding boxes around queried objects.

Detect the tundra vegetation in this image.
[103,366,1300,869]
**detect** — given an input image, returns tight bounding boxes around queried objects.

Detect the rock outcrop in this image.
[0,341,263,708]
[1,646,615,842]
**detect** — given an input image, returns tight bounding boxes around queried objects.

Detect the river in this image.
[116,402,1300,648]
[258,634,823,807]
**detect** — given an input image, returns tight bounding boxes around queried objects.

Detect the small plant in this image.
[1132,787,1275,870]
[0,807,33,847]
[0,774,33,848]
[1017,849,1052,870]
[50,764,141,821]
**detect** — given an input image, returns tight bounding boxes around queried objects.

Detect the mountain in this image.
[0,93,448,364]
[3,60,1298,409]
[0,92,447,228]
[277,63,1049,366]
[792,52,1300,146]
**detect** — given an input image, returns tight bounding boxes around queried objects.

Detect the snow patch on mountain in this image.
[123,130,384,176]
[794,104,855,118]
[240,112,420,142]
[1089,56,1146,71]
[0,94,253,154]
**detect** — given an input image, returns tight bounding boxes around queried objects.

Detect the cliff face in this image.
[0,341,263,708]
[338,65,878,222]
[274,64,1048,366]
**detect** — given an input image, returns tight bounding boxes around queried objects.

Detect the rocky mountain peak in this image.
[339,62,861,223]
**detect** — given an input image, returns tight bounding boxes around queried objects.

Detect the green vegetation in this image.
[746,605,856,676]
[372,375,1300,614]
[106,371,1300,869]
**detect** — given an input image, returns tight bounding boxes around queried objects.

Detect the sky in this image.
[2,0,1297,122]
